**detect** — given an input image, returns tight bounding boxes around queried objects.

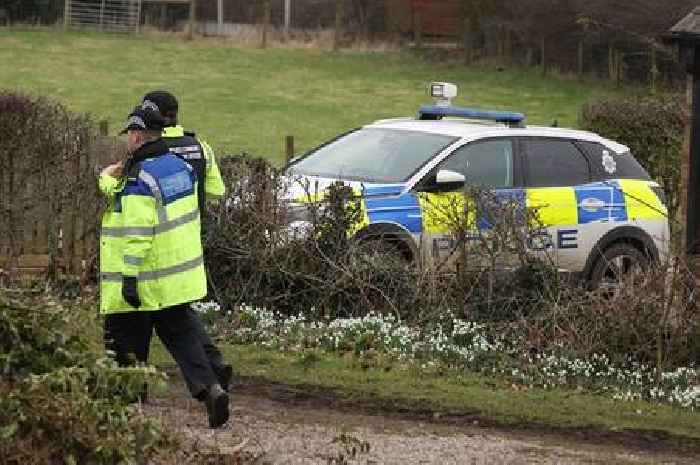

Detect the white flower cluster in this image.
[191,300,222,314]
[228,305,699,410]
[420,320,499,363]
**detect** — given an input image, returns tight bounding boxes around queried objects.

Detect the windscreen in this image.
[289,128,458,183]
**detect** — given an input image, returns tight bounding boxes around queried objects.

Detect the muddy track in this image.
[232,375,700,458]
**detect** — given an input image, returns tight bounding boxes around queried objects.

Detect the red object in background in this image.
[410,0,460,38]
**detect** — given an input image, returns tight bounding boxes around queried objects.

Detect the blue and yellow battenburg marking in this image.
[361,180,665,234]
[363,185,423,233]
[296,179,665,238]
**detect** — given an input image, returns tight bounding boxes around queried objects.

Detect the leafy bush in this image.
[0,290,174,464]
[205,156,700,378]
[581,95,684,222]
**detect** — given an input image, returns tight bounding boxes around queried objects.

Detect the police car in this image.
[284,83,669,289]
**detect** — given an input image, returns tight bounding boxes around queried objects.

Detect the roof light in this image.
[429,82,458,107]
[418,105,525,126]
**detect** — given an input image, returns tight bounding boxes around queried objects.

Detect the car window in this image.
[438,139,514,187]
[288,128,457,183]
[576,141,651,181]
[524,139,590,187]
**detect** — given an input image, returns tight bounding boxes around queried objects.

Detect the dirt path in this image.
[145,373,698,465]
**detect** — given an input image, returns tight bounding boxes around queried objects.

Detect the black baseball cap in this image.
[120,106,166,134]
[141,90,179,116]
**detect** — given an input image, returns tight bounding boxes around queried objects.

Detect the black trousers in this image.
[104,304,225,398]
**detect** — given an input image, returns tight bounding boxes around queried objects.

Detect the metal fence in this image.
[65,0,141,32]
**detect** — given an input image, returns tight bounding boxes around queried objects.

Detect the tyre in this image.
[355,237,411,265]
[589,243,649,294]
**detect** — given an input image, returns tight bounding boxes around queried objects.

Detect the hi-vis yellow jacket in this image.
[98,140,206,314]
[162,125,225,202]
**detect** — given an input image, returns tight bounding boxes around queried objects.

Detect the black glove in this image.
[122,276,141,308]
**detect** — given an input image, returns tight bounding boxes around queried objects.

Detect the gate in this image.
[64,0,141,33]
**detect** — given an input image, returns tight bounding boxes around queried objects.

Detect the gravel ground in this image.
[143,376,695,465]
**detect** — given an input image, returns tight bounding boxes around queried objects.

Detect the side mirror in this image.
[431,169,465,192]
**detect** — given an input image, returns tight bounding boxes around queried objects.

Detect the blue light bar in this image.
[418,105,525,124]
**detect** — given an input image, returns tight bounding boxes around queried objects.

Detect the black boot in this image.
[205,384,229,428]
[218,364,233,393]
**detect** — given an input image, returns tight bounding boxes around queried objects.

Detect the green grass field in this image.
[1,28,622,162]
[150,343,700,441]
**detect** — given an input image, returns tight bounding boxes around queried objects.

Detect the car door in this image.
[415,137,520,266]
[522,137,592,270]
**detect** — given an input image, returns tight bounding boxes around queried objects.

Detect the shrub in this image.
[0,289,174,464]
[581,95,684,222]
[511,260,700,370]
[204,161,550,321]
[205,157,700,375]
[204,156,422,319]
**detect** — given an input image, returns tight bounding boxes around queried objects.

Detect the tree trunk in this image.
[463,17,472,65]
[160,3,167,28]
[334,0,344,51]
[261,1,270,49]
[504,27,512,65]
[650,42,658,94]
[540,34,546,76]
[616,49,622,87]
[577,37,584,78]
[413,10,422,49]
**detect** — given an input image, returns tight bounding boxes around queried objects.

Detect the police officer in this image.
[139,90,232,396]
[140,90,225,216]
[100,107,229,428]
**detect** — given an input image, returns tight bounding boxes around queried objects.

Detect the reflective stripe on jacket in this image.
[99,141,206,314]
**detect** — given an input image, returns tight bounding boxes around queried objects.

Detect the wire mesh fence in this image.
[65,0,140,32]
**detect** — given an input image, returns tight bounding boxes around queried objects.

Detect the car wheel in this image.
[355,237,411,265]
[589,243,648,294]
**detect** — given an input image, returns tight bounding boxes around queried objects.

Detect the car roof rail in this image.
[418,105,526,128]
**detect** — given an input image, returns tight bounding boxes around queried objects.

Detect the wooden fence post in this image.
[284,0,291,39]
[99,0,105,30]
[63,0,70,28]
[136,0,142,34]
[261,0,270,49]
[334,0,343,51]
[188,0,197,40]
[285,135,294,163]
[217,0,223,36]
[414,11,422,49]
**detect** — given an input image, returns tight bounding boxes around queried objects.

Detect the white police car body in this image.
[284,83,669,287]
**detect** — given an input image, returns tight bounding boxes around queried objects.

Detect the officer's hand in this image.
[101,161,124,178]
[122,276,141,308]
